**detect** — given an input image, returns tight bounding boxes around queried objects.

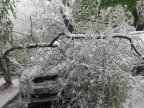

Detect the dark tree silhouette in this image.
[132,9,144,31]
[62,15,74,33]
[60,7,74,33]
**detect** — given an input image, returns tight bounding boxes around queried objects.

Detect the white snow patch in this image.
[123,76,144,108]
[0,78,19,108]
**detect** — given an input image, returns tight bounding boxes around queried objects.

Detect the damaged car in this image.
[19,62,65,107]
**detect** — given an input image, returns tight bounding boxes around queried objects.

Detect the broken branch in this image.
[3,43,58,58]
[30,16,38,46]
[112,34,142,57]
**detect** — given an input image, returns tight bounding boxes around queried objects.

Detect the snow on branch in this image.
[112,33,143,57]
[1,32,144,61]
[1,32,88,59]
[49,32,144,59]
[3,43,58,58]
[65,33,86,39]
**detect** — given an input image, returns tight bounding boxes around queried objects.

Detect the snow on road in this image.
[0,77,6,85]
[0,78,19,108]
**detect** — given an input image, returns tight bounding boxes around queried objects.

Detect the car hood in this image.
[20,62,65,82]
[20,65,42,82]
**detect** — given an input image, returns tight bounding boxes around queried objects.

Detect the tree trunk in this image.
[132,9,144,31]
[5,58,12,84]
[0,59,12,85]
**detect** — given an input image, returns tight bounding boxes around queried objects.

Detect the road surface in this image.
[5,96,52,108]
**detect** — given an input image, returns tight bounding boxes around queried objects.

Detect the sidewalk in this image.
[0,77,19,108]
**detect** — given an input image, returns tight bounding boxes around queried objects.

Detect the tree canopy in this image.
[75,0,137,16]
[0,0,15,42]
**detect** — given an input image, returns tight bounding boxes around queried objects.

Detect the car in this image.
[19,62,64,107]
[131,63,144,76]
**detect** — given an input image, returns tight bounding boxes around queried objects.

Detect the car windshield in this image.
[33,74,58,83]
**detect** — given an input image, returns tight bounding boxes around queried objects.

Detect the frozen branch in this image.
[3,43,58,58]
[112,34,142,57]
[49,32,65,47]
[30,16,38,46]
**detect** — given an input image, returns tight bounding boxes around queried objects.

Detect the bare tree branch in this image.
[112,34,142,57]
[49,32,65,47]
[49,32,144,59]
[49,32,86,47]
[30,16,38,46]
[1,32,88,58]
[1,33,144,61]
[3,43,58,58]
[0,27,30,36]
[12,31,31,36]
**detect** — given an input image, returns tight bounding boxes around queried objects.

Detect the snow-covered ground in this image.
[0,77,6,85]
[123,76,144,108]
[0,77,19,108]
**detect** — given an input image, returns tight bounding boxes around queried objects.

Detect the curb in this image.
[1,91,19,108]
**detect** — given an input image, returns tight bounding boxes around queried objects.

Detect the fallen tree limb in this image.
[2,32,86,58]
[49,32,65,47]
[1,33,144,59]
[49,32,144,58]
[0,32,143,85]
[3,43,58,58]
[112,34,142,57]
